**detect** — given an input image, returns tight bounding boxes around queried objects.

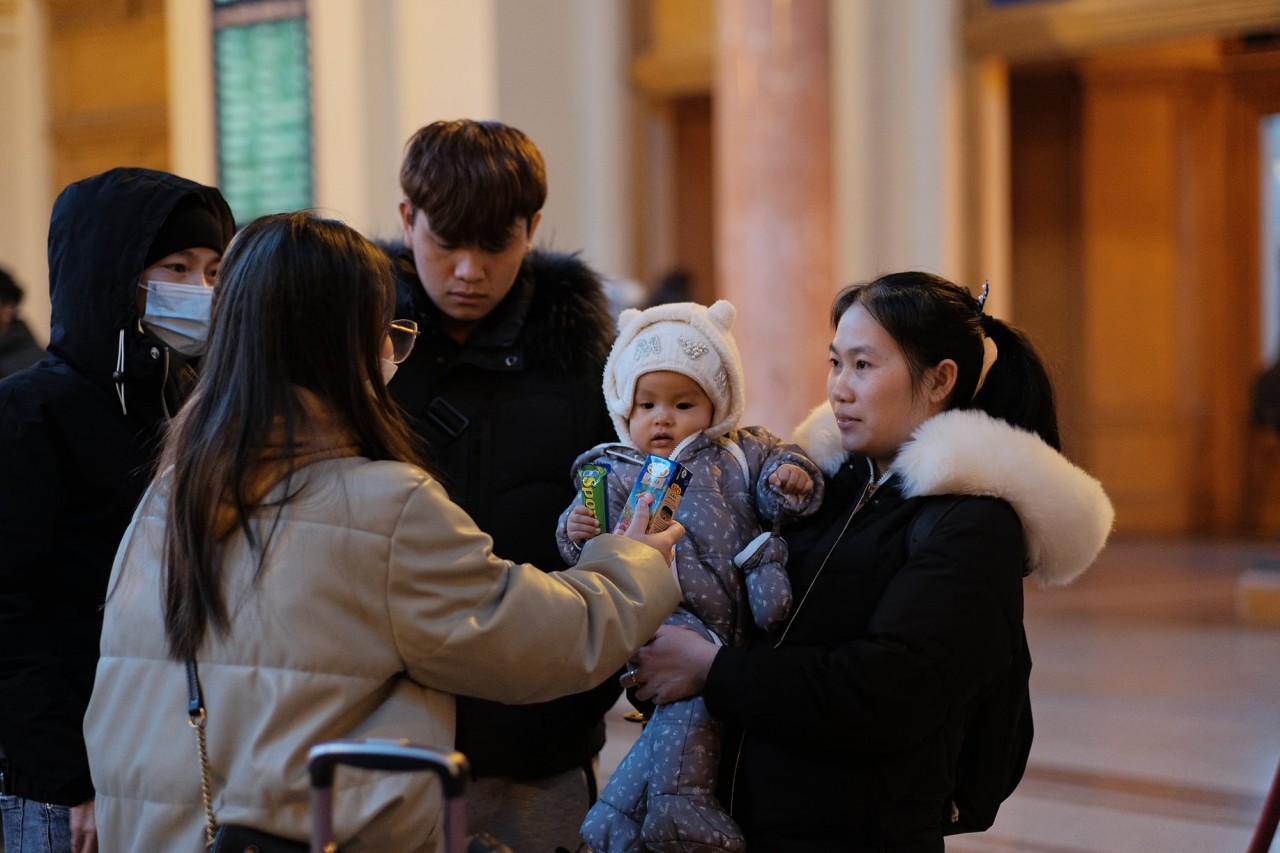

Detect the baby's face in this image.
[627,370,713,457]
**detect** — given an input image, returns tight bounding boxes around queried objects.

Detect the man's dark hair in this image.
[399,120,546,252]
[0,267,23,306]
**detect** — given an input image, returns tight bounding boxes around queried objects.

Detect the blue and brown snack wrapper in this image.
[578,463,611,532]
[619,454,693,534]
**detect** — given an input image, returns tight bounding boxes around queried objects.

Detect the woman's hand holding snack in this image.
[620,493,684,566]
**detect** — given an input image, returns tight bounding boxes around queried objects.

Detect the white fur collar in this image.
[792,404,1114,587]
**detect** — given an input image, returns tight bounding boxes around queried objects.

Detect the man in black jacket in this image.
[0,168,234,853]
[387,120,618,852]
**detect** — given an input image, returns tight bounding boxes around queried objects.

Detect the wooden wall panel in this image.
[631,2,716,301]
[47,12,164,115]
[1080,76,1185,533]
[1012,40,1280,537]
[672,95,714,306]
[1078,45,1247,535]
[1009,67,1085,459]
[1083,92,1182,407]
[44,0,168,190]
[631,0,713,97]
[966,0,1280,61]
[1223,49,1280,536]
[1091,425,1189,531]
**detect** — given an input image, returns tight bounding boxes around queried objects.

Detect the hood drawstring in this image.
[112,328,127,415]
[159,347,171,422]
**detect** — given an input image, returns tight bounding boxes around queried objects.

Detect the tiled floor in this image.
[599,536,1280,852]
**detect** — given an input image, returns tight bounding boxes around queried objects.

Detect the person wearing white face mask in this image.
[0,167,234,853]
[134,195,229,419]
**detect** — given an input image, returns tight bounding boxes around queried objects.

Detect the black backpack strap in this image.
[911,494,1034,578]
[907,495,965,555]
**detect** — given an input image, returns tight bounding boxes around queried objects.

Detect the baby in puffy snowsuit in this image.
[557,299,823,853]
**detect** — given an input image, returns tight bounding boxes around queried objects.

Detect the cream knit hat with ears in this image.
[603,299,746,444]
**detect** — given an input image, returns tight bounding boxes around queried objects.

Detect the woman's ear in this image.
[925,359,959,404]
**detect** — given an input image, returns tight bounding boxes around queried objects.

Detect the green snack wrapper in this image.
[578,463,610,532]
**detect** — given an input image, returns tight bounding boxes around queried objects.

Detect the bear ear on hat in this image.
[617,307,643,334]
[708,299,736,332]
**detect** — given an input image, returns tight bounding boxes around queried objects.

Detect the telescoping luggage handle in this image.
[308,739,469,853]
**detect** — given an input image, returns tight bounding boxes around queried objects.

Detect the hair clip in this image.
[976,280,990,312]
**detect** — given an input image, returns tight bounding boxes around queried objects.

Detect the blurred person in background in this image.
[0,267,44,378]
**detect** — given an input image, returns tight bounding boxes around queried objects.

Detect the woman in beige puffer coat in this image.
[83,212,683,853]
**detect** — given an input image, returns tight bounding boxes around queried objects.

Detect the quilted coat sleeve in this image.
[387,475,681,705]
[735,426,825,523]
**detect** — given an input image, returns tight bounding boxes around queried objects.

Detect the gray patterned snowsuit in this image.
[557,427,824,852]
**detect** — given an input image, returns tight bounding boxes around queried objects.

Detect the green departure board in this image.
[213,1,313,224]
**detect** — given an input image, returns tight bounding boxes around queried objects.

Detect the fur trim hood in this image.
[388,245,612,379]
[519,249,614,376]
[793,404,1114,587]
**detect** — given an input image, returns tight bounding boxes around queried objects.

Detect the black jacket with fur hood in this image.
[703,405,1113,850]
[0,168,234,806]
[387,246,619,778]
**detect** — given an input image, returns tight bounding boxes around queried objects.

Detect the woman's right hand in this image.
[620,494,684,565]
[629,624,718,704]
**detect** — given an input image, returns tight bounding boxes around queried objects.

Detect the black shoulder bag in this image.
[186,659,309,853]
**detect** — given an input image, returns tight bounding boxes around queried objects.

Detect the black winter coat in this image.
[386,246,620,778]
[0,168,234,806]
[703,406,1114,851]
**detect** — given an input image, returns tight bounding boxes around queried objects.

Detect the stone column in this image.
[715,0,833,435]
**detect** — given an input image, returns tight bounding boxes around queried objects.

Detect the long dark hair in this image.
[831,271,1061,450]
[158,211,424,660]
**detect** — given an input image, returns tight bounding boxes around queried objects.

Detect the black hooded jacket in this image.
[0,168,234,805]
[387,245,621,778]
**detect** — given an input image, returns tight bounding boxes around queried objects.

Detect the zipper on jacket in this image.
[774,458,891,648]
[669,431,699,462]
[726,728,747,818]
[723,459,891,820]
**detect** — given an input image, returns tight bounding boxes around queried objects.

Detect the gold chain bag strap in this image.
[185,659,309,852]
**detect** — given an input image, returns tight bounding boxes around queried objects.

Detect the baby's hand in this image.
[769,463,814,498]
[566,504,602,544]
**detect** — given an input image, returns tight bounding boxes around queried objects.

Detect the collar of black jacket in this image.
[412,275,533,372]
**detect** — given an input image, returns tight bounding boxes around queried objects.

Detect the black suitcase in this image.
[307,739,511,853]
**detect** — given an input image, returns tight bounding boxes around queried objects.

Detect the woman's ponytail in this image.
[970,314,1061,450]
